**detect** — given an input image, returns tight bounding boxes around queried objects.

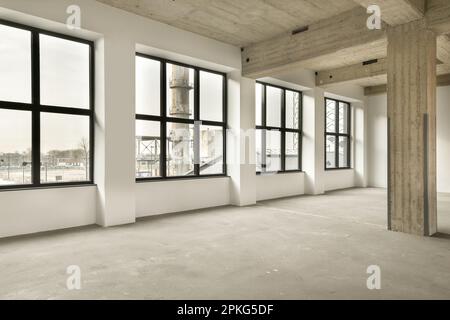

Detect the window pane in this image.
[136,120,161,178]
[286,90,300,129]
[136,57,160,116]
[339,136,349,168]
[266,130,281,172]
[40,35,90,109]
[256,129,263,172]
[266,86,282,127]
[286,132,299,171]
[325,135,336,169]
[255,83,262,126]
[200,71,223,122]
[41,113,90,183]
[0,109,32,185]
[0,25,31,103]
[167,122,194,176]
[326,99,336,133]
[339,102,350,134]
[200,125,223,175]
[167,64,194,119]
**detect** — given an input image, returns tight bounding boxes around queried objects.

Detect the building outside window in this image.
[135,54,227,180]
[325,98,351,170]
[255,82,302,174]
[0,21,94,188]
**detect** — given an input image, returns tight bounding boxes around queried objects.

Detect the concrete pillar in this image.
[227,71,257,206]
[302,88,325,195]
[95,36,136,227]
[387,19,437,236]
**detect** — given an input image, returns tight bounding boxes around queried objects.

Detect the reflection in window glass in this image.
[200,71,223,122]
[167,122,194,176]
[286,90,300,129]
[339,136,349,168]
[40,35,90,109]
[339,102,349,134]
[200,125,223,175]
[136,120,161,178]
[255,83,262,126]
[41,113,90,183]
[326,135,336,169]
[266,130,281,172]
[167,64,194,119]
[326,99,336,133]
[266,86,282,127]
[286,132,299,171]
[136,57,160,116]
[0,109,32,185]
[0,24,32,103]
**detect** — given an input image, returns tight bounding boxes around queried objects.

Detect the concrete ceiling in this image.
[96,0,359,47]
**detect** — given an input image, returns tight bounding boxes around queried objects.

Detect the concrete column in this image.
[302,88,325,195]
[387,19,437,236]
[227,71,257,206]
[95,36,136,227]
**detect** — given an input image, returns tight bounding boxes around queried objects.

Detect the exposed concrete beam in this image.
[427,0,450,34]
[437,34,450,65]
[316,57,443,86]
[364,73,450,95]
[353,0,425,25]
[242,0,450,78]
[241,7,386,78]
[316,58,386,86]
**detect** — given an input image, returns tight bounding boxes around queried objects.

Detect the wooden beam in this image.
[242,0,450,78]
[364,73,450,95]
[241,7,386,78]
[353,0,425,25]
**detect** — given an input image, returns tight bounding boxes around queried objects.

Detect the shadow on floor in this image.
[433,232,450,240]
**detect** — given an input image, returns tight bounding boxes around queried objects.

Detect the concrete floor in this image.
[0,188,449,300]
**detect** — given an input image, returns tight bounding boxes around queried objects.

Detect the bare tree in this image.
[79,138,89,180]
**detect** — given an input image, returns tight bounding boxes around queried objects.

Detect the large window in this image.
[255,82,302,173]
[135,54,227,180]
[0,21,94,189]
[325,98,351,170]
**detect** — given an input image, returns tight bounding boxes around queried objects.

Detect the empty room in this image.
[0,0,450,305]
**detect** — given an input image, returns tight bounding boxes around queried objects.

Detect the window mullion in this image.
[281,89,286,172]
[31,31,41,186]
[160,61,167,178]
[335,101,339,168]
[194,69,200,176]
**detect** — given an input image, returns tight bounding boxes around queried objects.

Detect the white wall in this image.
[367,86,450,193]
[136,178,230,217]
[256,173,305,201]
[323,170,356,192]
[0,186,96,238]
[367,94,388,188]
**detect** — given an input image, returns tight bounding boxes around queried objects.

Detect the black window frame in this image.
[135,53,227,182]
[256,81,303,174]
[324,97,351,171]
[0,19,95,191]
